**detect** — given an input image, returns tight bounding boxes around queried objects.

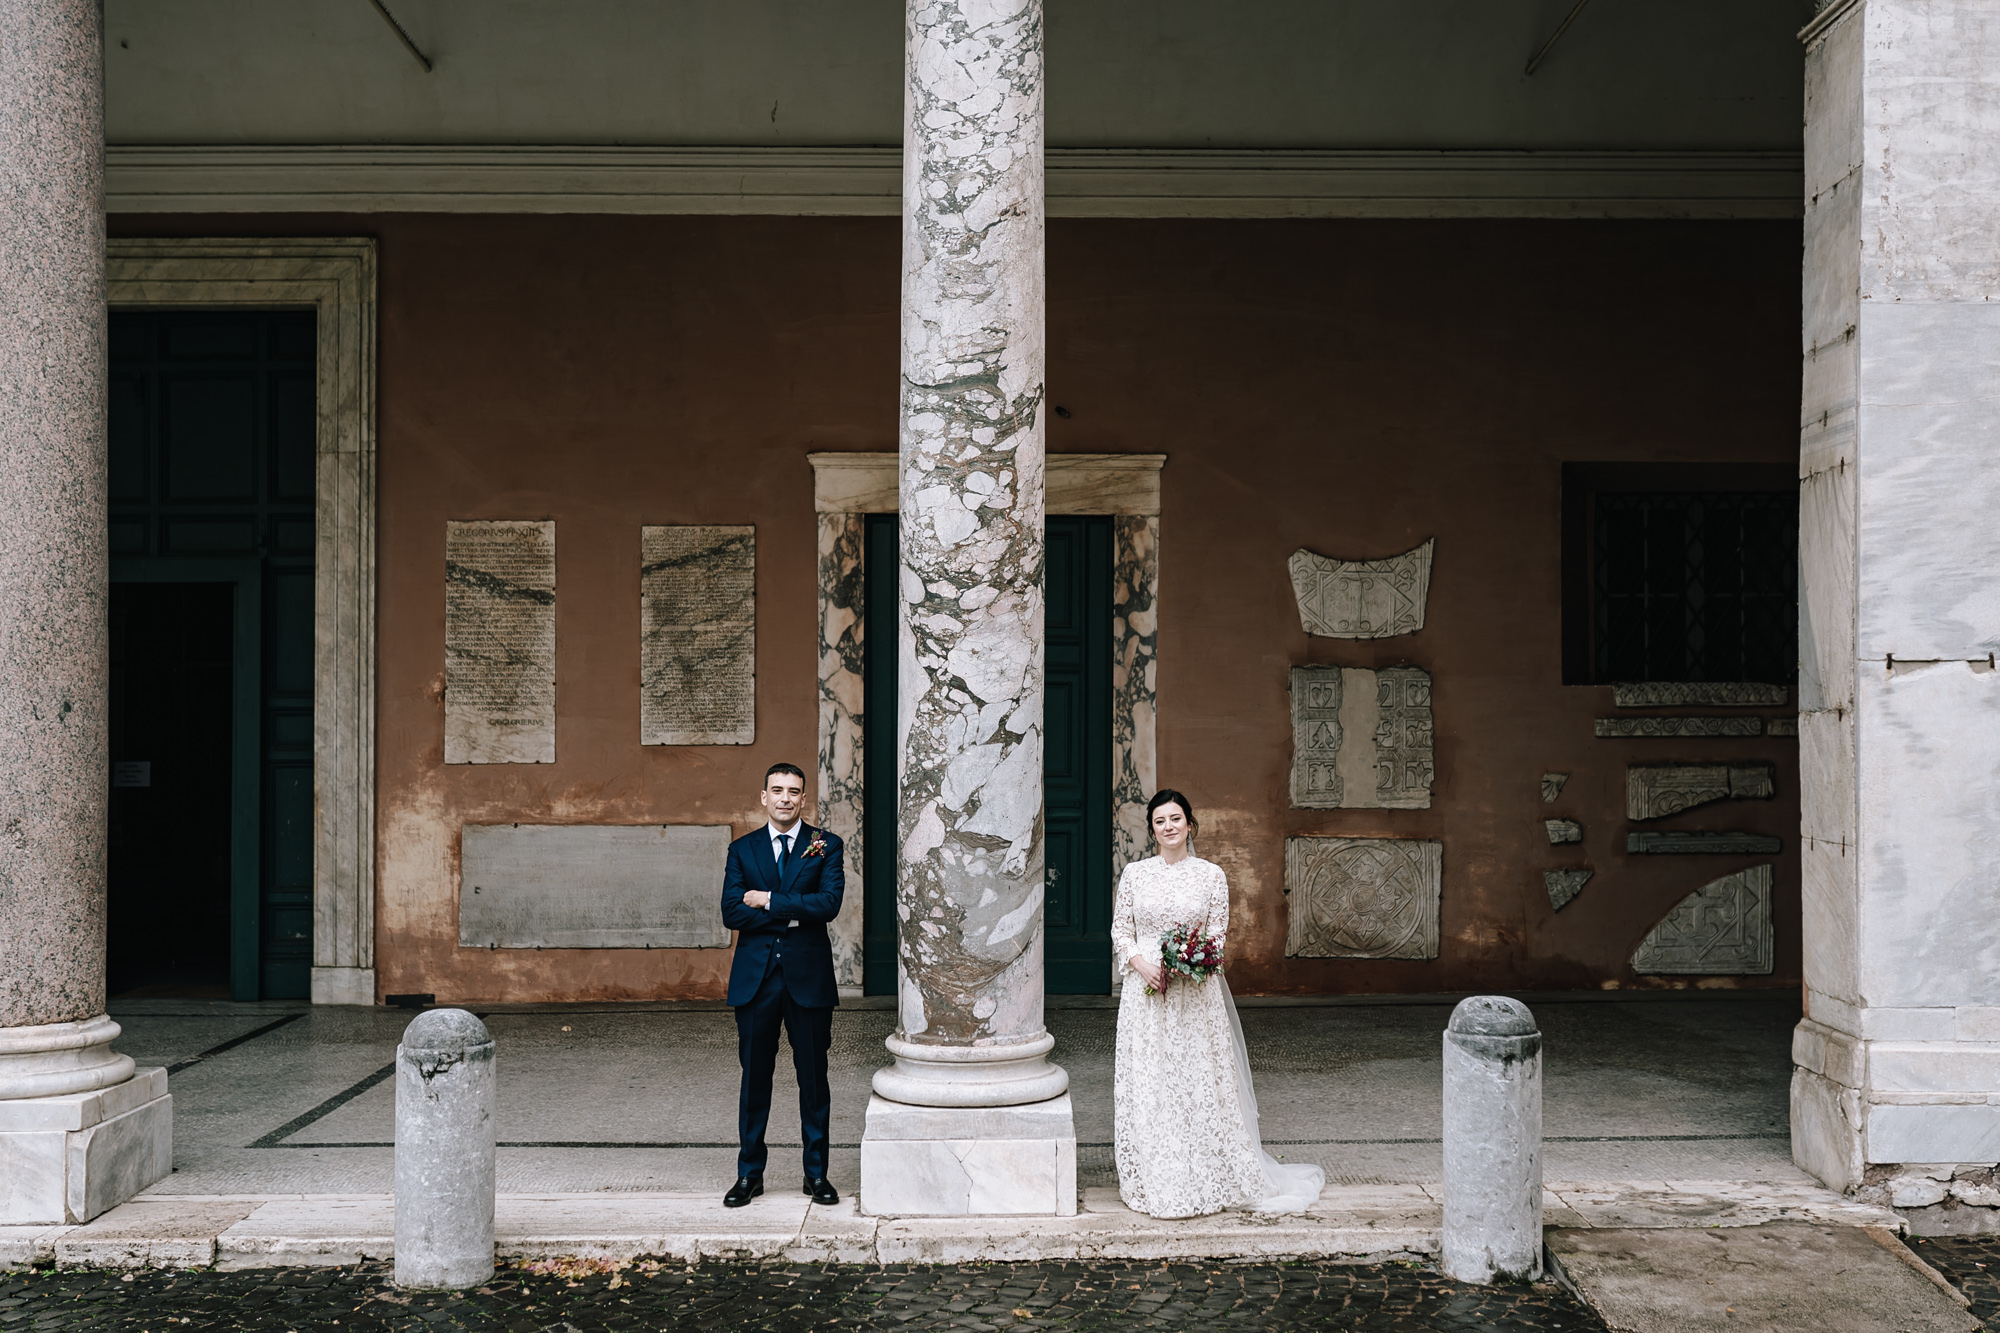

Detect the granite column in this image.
[1791,0,2000,1222]
[860,0,1075,1216]
[0,0,171,1224]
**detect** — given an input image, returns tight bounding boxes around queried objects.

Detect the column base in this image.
[312,967,377,1006]
[859,1093,1076,1217]
[0,1068,173,1225]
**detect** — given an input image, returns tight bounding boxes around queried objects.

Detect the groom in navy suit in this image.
[720,762,844,1208]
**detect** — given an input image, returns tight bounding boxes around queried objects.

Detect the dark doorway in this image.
[861,514,1115,996]
[108,310,316,1000]
[108,584,236,997]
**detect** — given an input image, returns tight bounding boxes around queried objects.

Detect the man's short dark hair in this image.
[764,762,807,787]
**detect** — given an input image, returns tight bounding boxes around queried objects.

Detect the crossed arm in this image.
[720,839,846,934]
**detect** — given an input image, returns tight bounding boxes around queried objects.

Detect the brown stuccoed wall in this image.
[111,213,1802,1003]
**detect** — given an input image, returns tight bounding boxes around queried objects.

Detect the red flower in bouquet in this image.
[1145,921,1225,995]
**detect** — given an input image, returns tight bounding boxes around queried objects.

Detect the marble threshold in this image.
[0,1180,1901,1271]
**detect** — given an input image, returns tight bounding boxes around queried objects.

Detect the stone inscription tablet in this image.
[641,525,755,746]
[1631,864,1774,974]
[1284,837,1441,960]
[444,520,555,764]
[1289,665,1434,809]
[459,823,733,949]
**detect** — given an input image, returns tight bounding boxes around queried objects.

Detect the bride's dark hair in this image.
[1147,788,1198,840]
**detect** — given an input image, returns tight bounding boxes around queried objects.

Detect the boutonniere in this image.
[803,832,829,859]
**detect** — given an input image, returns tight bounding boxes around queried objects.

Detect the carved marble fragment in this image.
[1288,539,1434,638]
[1545,869,1592,911]
[1545,819,1583,845]
[1767,718,1799,737]
[640,525,755,745]
[1626,763,1776,820]
[1626,831,1782,855]
[1541,772,1568,803]
[1284,837,1442,960]
[444,520,555,764]
[1289,665,1434,809]
[1612,682,1788,708]
[1631,864,1774,974]
[1595,716,1763,738]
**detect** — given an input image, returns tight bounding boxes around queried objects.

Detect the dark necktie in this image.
[776,832,790,876]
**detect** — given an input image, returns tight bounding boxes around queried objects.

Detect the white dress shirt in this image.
[765,820,803,925]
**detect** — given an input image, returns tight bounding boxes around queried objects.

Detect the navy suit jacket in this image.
[721,823,844,1009]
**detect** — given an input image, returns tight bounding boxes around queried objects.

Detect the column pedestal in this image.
[861,1095,1076,1217]
[0,1021,172,1225]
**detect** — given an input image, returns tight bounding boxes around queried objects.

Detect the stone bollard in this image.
[1441,995,1542,1284]
[394,1009,496,1289]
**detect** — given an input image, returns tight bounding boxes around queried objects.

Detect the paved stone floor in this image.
[111,991,1804,1196]
[1913,1236,2000,1329]
[0,1258,1613,1330]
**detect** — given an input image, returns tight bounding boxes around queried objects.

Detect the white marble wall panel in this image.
[443,520,555,764]
[1284,837,1441,960]
[1110,515,1159,878]
[640,525,755,746]
[817,513,867,989]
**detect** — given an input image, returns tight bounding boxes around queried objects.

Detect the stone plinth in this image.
[0,1067,172,1225]
[860,1095,1077,1217]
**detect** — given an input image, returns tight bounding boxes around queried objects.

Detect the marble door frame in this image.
[107,238,380,1005]
[809,452,1163,991]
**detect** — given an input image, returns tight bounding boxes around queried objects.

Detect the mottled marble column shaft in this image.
[0,0,107,1036]
[879,0,1062,1104]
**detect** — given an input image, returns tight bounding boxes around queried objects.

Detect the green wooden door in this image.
[861,514,1113,995]
[107,312,316,1000]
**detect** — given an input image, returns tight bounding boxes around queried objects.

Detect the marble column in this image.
[1791,0,2000,1223]
[0,0,171,1224]
[861,0,1075,1216]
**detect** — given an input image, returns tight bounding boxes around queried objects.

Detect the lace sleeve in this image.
[1207,860,1231,952]
[1110,863,1144,969]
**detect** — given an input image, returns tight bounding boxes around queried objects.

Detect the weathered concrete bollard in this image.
[1441,995,1542,1284]
[394,1009,496,1289]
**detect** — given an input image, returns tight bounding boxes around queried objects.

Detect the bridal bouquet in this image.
[1145,921,1225,995]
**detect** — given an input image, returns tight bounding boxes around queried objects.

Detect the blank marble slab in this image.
[1288,539,1433,638]
[1631,865,1774,975]
[640,525,755,746]
[1611,682,1788,708]
[458,824,732,949]
[1595,716,1763,738]
[444,520,555,764]
[1626,763,1776,820]
[1626,831,1783,856]
[1284,837,1442,960]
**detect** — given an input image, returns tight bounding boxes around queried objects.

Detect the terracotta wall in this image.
[112,213,1803,1002]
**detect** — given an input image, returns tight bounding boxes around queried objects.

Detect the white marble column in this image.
[0,0,171,1224]
[1791,0,2000,1225]
[860,0,1075,1216]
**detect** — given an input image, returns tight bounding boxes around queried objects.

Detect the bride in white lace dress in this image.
[1111,790,1326,1219]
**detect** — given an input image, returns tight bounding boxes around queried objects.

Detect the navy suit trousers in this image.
[734,946,833,1181]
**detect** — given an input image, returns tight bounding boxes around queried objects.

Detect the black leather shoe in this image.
[804,1176,840,1206]
[723,1175,764,1208]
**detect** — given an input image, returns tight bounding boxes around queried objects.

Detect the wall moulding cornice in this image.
[105,145,1804,220]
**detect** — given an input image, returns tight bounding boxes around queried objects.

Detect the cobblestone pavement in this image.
[0,1259,1607,1331]
[1908,1234,2000,1328]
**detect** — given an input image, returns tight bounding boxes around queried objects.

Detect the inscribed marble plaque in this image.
[1545,869,1592,912]
[1631,864,1774,974]
[1289,666,1433,809]
[1595,716,1763,738]
[1284,837,1441,960]
[1626,763,1775,820]
[1612,682,1788,708]
[458,823,733,949]
[1288,539,1433,639]
[444,519,555,764]
[640,525,756,746]
[1626,831,1782,855]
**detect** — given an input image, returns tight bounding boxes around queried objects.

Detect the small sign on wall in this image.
[112,761,151,788]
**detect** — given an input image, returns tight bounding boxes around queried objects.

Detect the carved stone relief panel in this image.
[1612,682,1788,708]
[1627,831,1782,855]
[1545,869,1592,911]
[444,519,556,764]
[1545,819,1583,845]
[1541,772,1569,803]
[459,823,733,949]
[1284,837,1442,960]
[1767,718,1799,737]
[1288,539,1433,638]
[1631,864,1774,974]
[1595,716,1763,738]
[640,525,756,745]
[1289,666,1433,809]
[1626,763,1775,820]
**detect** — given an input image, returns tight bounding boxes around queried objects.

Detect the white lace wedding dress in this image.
[1111,853,1327,1219]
